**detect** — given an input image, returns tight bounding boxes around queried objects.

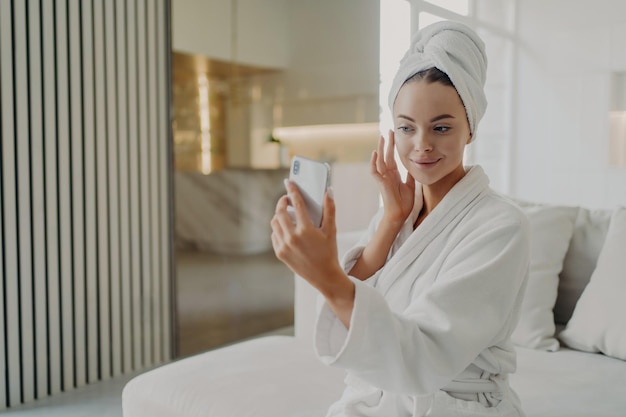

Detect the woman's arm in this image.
[348,132,415,280]
[347,217,404,279]
[271,181,355,328]
[317,217,530,395]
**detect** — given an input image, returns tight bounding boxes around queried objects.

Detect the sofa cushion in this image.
[553,207,612,324]
[511,346,626,417]
[510,201,578,351]
[122,336,345,417]
[558,207,626,360]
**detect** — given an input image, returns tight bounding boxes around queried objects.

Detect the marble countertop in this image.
[174,169,289,255]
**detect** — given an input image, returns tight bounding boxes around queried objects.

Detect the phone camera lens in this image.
[293,160,300,175]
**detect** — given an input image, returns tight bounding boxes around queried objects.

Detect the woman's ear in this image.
[466,135,473,144]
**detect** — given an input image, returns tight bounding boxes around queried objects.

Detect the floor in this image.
[4,250,295,416]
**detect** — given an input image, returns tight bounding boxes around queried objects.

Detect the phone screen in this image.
[288,156,330,227]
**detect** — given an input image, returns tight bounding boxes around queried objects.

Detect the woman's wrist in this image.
[316,265,351,300]
[319,271,356,328]
[379,213,407,235]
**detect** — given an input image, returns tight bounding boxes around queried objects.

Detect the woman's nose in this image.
[414,132,433,152]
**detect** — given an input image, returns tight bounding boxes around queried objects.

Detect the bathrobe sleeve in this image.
[339,208,385,274]
[315,216,530,396]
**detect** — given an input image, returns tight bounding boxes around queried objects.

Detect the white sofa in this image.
[122,202,626,417]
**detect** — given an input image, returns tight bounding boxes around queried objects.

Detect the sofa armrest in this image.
[294,230,364,346]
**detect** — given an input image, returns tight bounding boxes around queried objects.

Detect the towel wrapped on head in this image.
[388,21,488,137]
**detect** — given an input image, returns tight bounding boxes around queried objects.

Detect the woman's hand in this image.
[371,130,416,226]
[271,180,354,327]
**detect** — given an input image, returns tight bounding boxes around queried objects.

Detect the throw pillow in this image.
[510,201,578,351]
[559,207,626,360]
[553,208,612,325]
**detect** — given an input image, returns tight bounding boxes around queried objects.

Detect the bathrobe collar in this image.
[377,165,490,296]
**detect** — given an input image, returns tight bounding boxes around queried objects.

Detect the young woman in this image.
[271,21,530,417]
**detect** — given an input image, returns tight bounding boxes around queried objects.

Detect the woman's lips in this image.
[413,158,441,168]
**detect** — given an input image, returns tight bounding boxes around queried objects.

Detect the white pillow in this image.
[559,207,626,360]
[510,202,578,351]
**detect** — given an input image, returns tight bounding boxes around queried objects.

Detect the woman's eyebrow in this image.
[397,114,455,123]
[430,114,455,122]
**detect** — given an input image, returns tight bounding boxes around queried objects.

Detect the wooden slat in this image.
[0,32,5,403]
[0,68,6,406]
[137,0,153,366]
[104,0,123,379]
[55,0,76,392]
[28,0,50,400]
[0,38,7,407]
[93,0,111,381]
[116,0,133,374]
[0,0,21,407]
[69,0,87,388]
[158,0,173,362]
[14,0,36,403]
[42,0,62,396]
[126,0,144,371]
[0,22,5,401]
[82,0,100,385]
[146,0,162,364]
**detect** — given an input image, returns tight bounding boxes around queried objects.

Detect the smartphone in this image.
[288,155,331,227]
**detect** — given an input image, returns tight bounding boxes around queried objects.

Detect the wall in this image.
[246,0,381,168]
[276,0,380,126]
[0,0,173,409]
[172,0,289,68]
[512,0,626,208]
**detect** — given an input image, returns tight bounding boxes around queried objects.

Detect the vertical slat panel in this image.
[104,0,122,379]
[14,0,36,404]
[137,0,153,366]
[28,0,49,400]
[126,0,143,371]
[42,0,62,396]
[0,0,21,407]
[93,0,111,381]
[55,0,76,391]
[1,0,171,407]
[82,0,99,385]
[158,0,173,361]
[116,0,133,374]
[69,0,87,388]
[146,0,161,364]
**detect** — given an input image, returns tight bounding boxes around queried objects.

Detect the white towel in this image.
[388,21,488,137]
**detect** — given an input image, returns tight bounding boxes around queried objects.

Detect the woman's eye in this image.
[434,126,451,133]
[397,126,412,133]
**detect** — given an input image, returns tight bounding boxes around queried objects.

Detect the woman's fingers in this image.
[405,171,416,190]
[375,135,386,173]
[273,195,294,233]
[370,149,382,180]
[386,130,398,170]
[374,133,399,175]
[284,179,313,228]
[321,189,336,236]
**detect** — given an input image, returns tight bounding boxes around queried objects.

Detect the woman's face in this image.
[393,80,471,191]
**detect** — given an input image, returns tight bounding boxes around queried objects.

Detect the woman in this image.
[271,21,530,417]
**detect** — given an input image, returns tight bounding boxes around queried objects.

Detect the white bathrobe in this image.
[315,166,530,417]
